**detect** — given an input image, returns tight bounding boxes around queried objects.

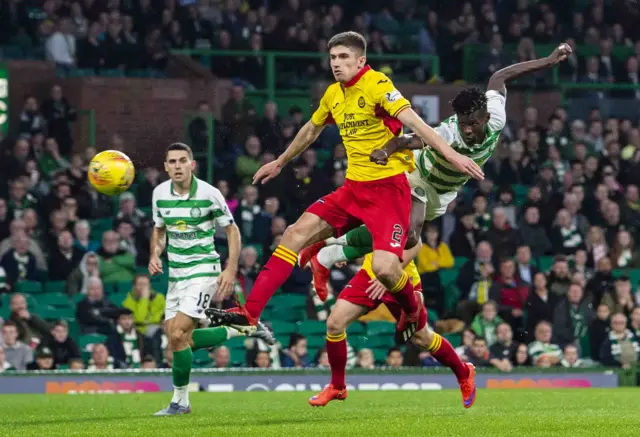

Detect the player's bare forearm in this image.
[371,135,423,165]
[224,223,241,274]
[400,239,422,269]
[397,109,456,160]
[277,120,325,165]
[151,227,167,258]
[487,42,571,93]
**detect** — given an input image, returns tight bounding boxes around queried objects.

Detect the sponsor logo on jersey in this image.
[385,90,402,102]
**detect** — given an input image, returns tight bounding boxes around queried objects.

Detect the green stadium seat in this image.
[229,348,245,366]
[70,293,85,306]
[347,322,365,336]
[427,309,439,323]
[37,292,71,308]
[536,256,554,272]
[365,321,395,336]
[270,321,297,337]
[226,336,246,349]
[44,281,67,294]
[297,320,326,336]
[373,348,389,364]
[102,69,125,77]
[102,282,118,295]
[444,283,462,314]
[366,335,395,349]
[444,332,462,348]
[439,268,459,286]
[15,281,43,294]
[269,307,306,323]
[454,257,469,268]
[151,275,168,293]
[110,292,129,306]
[39,306,75,321]
[0,306,10,320]
[348,335,367,351]
[268,293,307,310]
[115,281,133,293]
[79,334,108,354]
[306,334,326,349]
[192,349,212,367]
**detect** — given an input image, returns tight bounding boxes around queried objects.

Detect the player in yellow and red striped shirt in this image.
[205,32,483,405]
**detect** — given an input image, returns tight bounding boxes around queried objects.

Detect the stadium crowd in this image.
[2,0,640,373]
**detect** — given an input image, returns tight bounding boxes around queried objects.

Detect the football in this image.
[87,150,135,196]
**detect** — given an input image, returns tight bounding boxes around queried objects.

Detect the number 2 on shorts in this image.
[196,292,211,309]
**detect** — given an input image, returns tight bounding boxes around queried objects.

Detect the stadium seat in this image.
[365,321,395,336]
[444,283,462,314]
[43,281,67,294]
[439,269,459,286]
[37,292,71,308]
[115,281,133,293]
[39,306,75,321]
[110,292,129,306]
[0,306,9,320]
[536,256,554,272]
[269,307,305,323]
[70,293,85,306]
[226,336,246,350]
[372,348,389,364]
[268,293,307,310]
[444,332,462,348]
[347,335,367,351]
[150,275,168,293]
[192,349,212,367]
[454,257,469,268]
[229,348,245,366]
[347,322,365,336]
[270,321,297,337]
[15,281,43,294]
[102,282,119,294]
[427,309,439,323]
[297,320,326,336]
[306,334,325,349]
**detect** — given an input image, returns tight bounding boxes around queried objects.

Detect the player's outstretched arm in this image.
[370,134,424,166]
[397,108,484,181]
[487,42,571,94]
[253,120,325,185]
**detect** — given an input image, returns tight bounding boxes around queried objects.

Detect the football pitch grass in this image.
[1,389,639,437]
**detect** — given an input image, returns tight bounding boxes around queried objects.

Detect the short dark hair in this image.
[165,143,193,160]
[53,320,68,329]
[473,336,487,344]
[327,31,367,55]
[2,320,17,329]
[387,347,402,356]
[451,87,487,116]
[288,333,306,349]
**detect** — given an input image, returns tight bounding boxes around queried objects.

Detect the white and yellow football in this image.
[88,150,135,196]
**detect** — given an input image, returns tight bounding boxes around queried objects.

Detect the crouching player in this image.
[309,243,476,409]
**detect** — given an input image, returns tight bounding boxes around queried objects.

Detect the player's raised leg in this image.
[412,321,476,408]
[310,277,369,406]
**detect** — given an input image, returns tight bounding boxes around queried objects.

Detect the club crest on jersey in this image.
[415,187,426,197]
[190,207,202,218]
[385,90,402,102]
[358,96,365,108]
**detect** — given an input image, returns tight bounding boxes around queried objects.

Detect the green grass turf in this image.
[1,389,639,437]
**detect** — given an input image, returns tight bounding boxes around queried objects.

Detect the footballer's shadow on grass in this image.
[7,415,148,427]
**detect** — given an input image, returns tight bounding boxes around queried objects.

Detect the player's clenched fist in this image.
[149,255,163,276]
[447,153,484,181]
[253,160,283,185]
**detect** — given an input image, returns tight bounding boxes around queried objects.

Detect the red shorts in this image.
[306,173,411,259]
[339,270,427,330]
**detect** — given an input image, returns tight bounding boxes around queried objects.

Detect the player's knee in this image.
[169,326,189,350]
[411,326,434,349]
[371,256,398,283]
[282,222,310,250]
[326,314,347,335]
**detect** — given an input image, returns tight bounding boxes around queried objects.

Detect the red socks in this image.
[429,333,470,381]
[390,272,419,315]
[326,332,347,389]
[244,245,297,318]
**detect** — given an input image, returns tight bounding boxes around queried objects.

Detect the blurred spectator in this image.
[18,95,45,138]
[97,230,135,283]
[560,344,587,368]
[41,85,77,156]
[0,219,46,270]
[222,85,258,146]
[585,257,615,305]
[528,321,562,368]
[26,346,56,371]
[515,245,537,284]
[116,193,147,228]
[356,348,375,369]
[256,101,283,154]
[471,301,503,347]
[210,345,230,369]
[526,272,556,341]
[416,225,453,315]
[39,138,70,180]
[1,321,33,371]
[473,194,491,234]
[547,255,572,298]
[601,276,636,318]
[484,208,518,259]
[490,258,529,331]
[457,242,494,322]
[68,358,84,370]
[552,283,595,348]
[386,347,403,368]
[467,336,511,371]
[551,209,584,256]
[141,355,157,369]
[0,199,9,242]
[513,343,531,367]
[107,308,144,368]
[315,348,330,369]
[48,230,85,281]
[489,322,517,362]
[48,320,80,367]
[235,135,263,186]
[0,346,13,372]
[7,178,38,219]
[66,252,100,296]
[87,343,122,370]
[234,186,261,242]
[455,328,475,360]
[253,350,271,368]
[73,220,99,252]
[599,313,640,368]
[0,233,39,286]
[609,230,638,268]
[448,208,478,258]
[585,226,608,268]
[45,17,76,68]
[123,274,165,336]
[9,293,49,347]
[76,277,119,335]
[281,333,309,368]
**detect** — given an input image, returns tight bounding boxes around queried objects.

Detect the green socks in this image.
[171,347,193,387]
[345,225,374,249]
[192,326,232,350]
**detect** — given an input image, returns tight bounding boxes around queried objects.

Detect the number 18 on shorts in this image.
[164,275,219,320]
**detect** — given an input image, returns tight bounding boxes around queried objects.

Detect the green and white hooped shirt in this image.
[152,176,234,283]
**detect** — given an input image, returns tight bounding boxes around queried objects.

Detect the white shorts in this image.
[165,267,221,321]
[406,167,458,221]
